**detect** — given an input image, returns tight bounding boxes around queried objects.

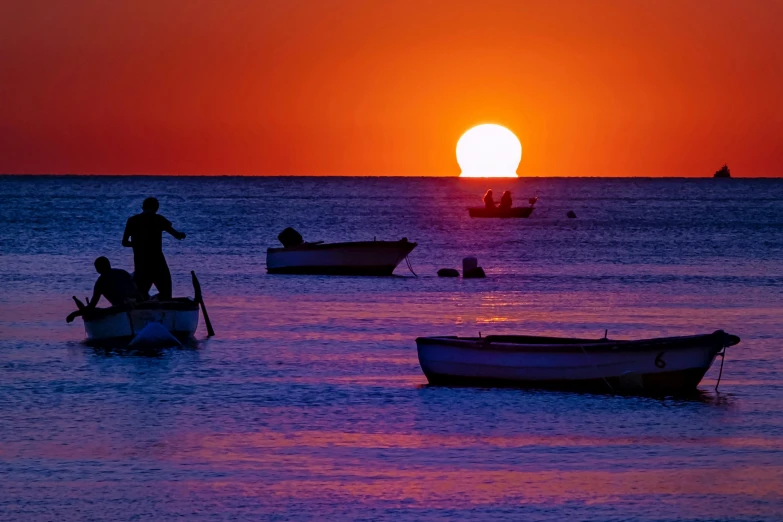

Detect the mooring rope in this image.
[715,344,728,392]
[404,255,418,278]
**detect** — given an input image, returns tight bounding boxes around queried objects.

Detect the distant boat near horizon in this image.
[468,196,538,218]
[714,164,731,178]
[468,206,535,218]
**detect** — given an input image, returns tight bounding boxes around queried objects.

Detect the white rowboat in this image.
[82,299,199,344]
[77,272,212,345]
[266,239,417,276]
[416,330,740,395]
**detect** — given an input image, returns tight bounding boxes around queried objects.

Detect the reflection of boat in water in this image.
[469,196,537,218]
[267,239,417,276]
[416,330,740,395]
[714,164,731,178]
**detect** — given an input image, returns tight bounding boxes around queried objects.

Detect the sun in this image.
[457,124,522,178]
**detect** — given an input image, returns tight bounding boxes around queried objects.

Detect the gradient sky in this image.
[1,0,782,176]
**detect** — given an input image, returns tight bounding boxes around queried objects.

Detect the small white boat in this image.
[266,239,417,276]
[82,299,200,344]
[76,271,214,345]
[416,330,740,395]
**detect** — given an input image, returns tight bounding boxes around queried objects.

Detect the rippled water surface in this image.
[1,176,782,521]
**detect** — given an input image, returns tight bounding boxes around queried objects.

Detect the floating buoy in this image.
[463,267,486,279]
[462,256,485,278]
[437,268,460,277]
[129,322,181,348]
[567,210,577,218]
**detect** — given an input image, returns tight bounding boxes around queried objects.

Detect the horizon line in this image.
[1,173,779,179]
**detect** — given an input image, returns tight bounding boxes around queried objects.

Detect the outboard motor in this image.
[278,227,304,248]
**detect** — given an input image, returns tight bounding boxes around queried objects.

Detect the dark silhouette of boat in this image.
[714,164,731,178]
[469,207,534,218]
[267,238,417,275]
[75,272,214,344]
[416,330,740,395]
[468,197,537,218]
[82,299,200,343]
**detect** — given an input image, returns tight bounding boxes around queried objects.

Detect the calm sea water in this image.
[1,176,782,521]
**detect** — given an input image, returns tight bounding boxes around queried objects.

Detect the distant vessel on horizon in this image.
[714,164,731,178]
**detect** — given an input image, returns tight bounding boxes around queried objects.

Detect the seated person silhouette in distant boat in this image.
[122,197,186,300]
[66,257,139,323]
[483,189,497,209]
[499,190,512,210]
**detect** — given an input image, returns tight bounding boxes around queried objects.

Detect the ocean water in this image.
[1,175,782,521]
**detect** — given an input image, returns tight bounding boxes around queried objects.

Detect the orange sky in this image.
[1,0,782,176]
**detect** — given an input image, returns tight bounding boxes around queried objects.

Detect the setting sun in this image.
[457,124,522,178]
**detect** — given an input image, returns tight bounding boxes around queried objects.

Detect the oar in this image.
[191,271,215,337]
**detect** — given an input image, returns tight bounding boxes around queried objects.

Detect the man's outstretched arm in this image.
[164,224,186,240]
[66,284,102,323]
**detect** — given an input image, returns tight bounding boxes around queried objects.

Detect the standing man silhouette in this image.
[122,197,186,300]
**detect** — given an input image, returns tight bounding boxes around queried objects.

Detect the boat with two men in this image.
[468,195,538,218]
[72,271,213,346]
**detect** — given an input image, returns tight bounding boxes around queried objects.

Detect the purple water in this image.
[1,176,782,521]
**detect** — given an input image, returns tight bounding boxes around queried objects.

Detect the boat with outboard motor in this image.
[74,271,213,345]
[267,239,417,275]
[416,330,740,395]
[267,228,417,275]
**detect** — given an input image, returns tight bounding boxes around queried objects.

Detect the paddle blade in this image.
[191,271,203,302]
[191,271,215,337]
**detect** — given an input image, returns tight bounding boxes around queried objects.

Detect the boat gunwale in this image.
[267,240,417,254]
[82,298,199,322]
[416,331,739,354]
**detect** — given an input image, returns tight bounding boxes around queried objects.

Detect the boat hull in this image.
[468,207,534,218]
[267,240,417,276]
[416,331,739,395]
[83,300,199,344]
